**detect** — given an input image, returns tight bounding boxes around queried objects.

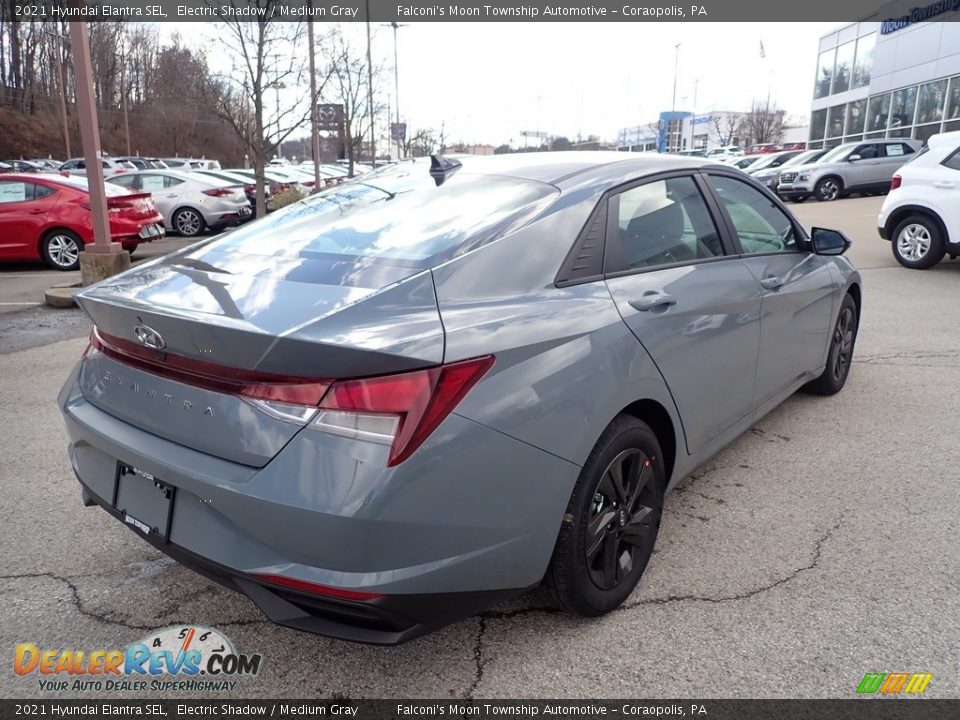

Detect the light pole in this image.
[382,22,406,159]
[670,42,681,153]
[365,0,376,167]
[69,21,128,284]
[44,30,71,158]
[307,10,321,190]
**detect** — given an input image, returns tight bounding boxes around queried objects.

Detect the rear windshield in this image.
[206,171,558,266]
[49,175,132,196]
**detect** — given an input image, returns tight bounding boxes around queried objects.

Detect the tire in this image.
[172,207,205,237]
[546,415,665,616]
[41,229,84,271]
[891,215,945,270]
[814,176,843,202]
[803,294,858,396]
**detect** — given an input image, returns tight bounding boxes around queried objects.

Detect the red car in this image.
[0,174,165,271]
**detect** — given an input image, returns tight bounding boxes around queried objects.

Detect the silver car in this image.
[107,169,251,237]
[59,153,861,644]
[778,139,924,202]
[59,157,136,178]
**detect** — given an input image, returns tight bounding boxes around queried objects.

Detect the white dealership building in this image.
[809,13,960,148]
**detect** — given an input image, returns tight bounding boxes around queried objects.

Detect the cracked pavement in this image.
[2,201,959,698]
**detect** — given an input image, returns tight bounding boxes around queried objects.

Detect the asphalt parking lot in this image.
[1,196,958,699]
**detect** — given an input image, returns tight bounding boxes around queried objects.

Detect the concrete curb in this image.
[44,282,82,309]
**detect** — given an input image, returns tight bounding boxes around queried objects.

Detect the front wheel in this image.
[42,230,84,271]
[546,415,664,616]
[814,177,842,202]
[803,294,858,396]
[891,215,945,269]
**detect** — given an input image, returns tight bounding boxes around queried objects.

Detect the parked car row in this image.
[0,173,165,270]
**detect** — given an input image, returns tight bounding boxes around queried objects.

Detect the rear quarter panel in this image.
[432,198,684,473]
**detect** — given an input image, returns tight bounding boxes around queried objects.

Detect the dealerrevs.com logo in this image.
[14,625,263,693]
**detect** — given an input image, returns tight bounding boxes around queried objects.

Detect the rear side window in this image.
[0,181,53,202]
[942,147,960,171]
[208,172,557,266]
[884,143,914,157]
[614,176,724,269]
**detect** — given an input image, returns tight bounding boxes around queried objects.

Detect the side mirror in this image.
[811,227,851,255]
[848,154,862,162]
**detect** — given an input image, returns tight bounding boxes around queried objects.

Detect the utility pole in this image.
[69,21,128,284]
[690,78,699,152]
[120,49,131,156]
[382,22,406,159]
[365,0,376,167]
[45,30,71,158]
[307,11,321,190]
[670,42,681,153]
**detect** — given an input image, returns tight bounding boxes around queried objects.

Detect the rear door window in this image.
[613,176,724,269]
[210,172,558,266]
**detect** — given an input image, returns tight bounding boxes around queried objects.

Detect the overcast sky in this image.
[163,21,839,146]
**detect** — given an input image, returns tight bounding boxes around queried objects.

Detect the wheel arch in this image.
[619,398,677,488]
[815,174,844,193]
[884,205,950,245]
[846,282,862,326]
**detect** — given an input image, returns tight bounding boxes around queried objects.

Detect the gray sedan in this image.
[59,153,861,644]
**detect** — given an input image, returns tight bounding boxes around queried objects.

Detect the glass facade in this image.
[809,74,960,148]
[815,51,834,99]
[852,33,875,88]
[832,41,855,94]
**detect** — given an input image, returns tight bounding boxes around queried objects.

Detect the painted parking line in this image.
[0,273,72,279]
[0,301,43,306]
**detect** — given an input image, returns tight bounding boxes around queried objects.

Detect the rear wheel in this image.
[803,294,858,396]
[814,176,842,202]
[172,207,205,237]
[892,215,945,269]
[546,415,664,616]
[42,230,83,271]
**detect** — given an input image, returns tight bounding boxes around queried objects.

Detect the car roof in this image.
[393,151,709,185]
[927,130,960,149]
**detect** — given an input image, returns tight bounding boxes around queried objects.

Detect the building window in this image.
[826,105,846,138]
[916,80,948,125]
[833,41,855,94]
[889,86,918,131]
[814,49,835,99]
[867,94,891,133]
[845,99,867,136]
[810,109,827,141]
[913,124,941,145]
[945,120,960,133]
[887,127,913,138]
[947,76,960,120]
[852,33,875,89]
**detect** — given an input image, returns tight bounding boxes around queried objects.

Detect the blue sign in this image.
[880,0,960,34]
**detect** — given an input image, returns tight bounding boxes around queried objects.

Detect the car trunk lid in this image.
[75,245,444,467]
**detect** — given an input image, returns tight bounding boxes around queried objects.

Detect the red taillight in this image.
[244,184,255,194]
[316,356,495,466]
[202,187,232,197]
[89,328,331,405]
[252,574,382,601]
[891,174,902,190]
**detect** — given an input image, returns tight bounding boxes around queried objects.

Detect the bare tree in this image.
[325,26,383,176]
[212,2,329,215]
[711,112,742,147]
[403,127,437,157]
[742,100,785,146]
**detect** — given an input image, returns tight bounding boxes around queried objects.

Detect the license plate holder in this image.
[113,464,174,540]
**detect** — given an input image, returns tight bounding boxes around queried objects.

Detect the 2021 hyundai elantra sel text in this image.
[59,153,862,644]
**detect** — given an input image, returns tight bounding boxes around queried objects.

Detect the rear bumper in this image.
[58,362,578,643]
[77,479,520,645]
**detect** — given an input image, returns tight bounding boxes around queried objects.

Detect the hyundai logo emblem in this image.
[134,324,166,351]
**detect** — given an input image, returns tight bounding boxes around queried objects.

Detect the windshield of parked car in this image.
[781,150,821,168]
[206,171,557,266]
[818,144,856,163]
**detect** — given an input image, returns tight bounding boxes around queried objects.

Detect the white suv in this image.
[877,130,960,269]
